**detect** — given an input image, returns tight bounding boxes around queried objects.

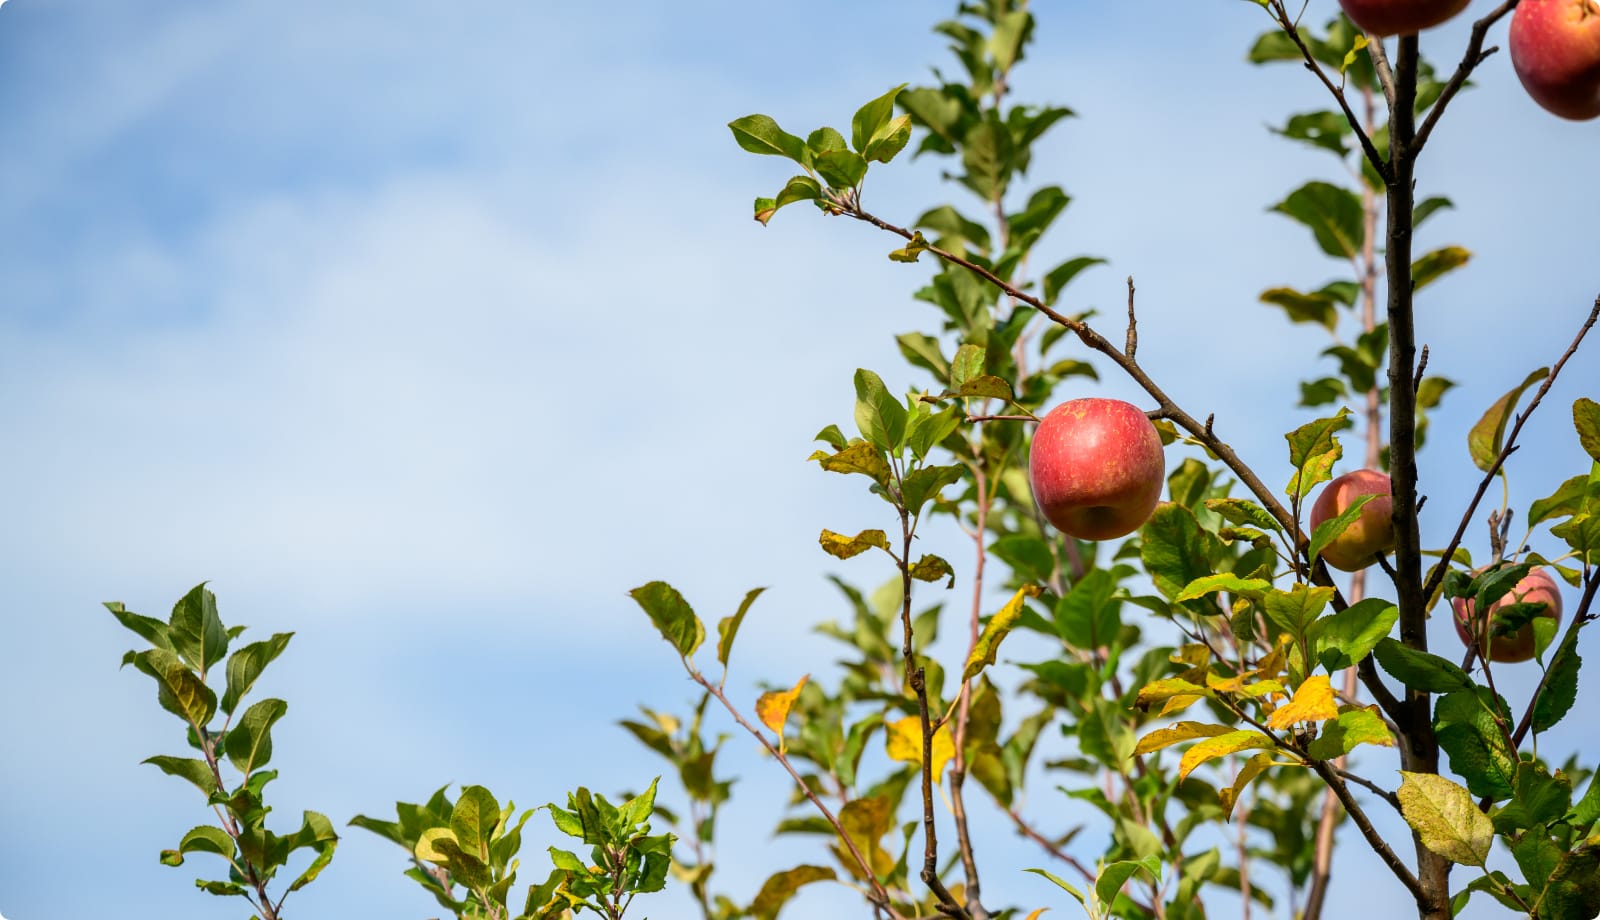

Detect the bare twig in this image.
[1004,807,1095,883]
[1413,2,1522,154]
[1422,296,1600,605]
[1126,276,1139,359]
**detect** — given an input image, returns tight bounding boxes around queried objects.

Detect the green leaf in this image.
[1096,856,1161,910]
[716,587,765,675]
[1373,638,1472,694]
[862,114,912,164]
[1308,493,1379,567]
[104,602,174,653]
[1532,629,1581,733]
[755,176,822,226]
[1310,597,1398,671]
[1271,181,1364,260]
[1054,569,1122,649]
[1468,367,1549,472]
[728,115,807,163]
[906,406,962,461]
[133,648,217,729]
[451,785,500,863]
[1204,497,1281,532]
[221,632,293,716]
[169,583,229,678]
[1435,688,1517,800]
[853,369,907,453]
[1414,196,1454,227]
[896,333,950,381]
[286,811,338,892]
[887,230,930,263]
[806,126,847,156]
[1576,398,1600,463]
[1041,256,1106,305]
[1259,287,1339,333]
[1271,110,1350,157]
[1305,707,1394,759]
[194,880,247,897]
[815,149,868,190]
[956,375,1013,401]
[1140,503,1222,604]
[1530,473,1596,525]
[1285,408,1352,498]
[1411,246,1471,292]
[818,528,891,560]
[628,581,705,660]
[1263,583,1336,636]
[990,535,1055,585]
[1025,868,1089,909]
[747,865,837,920]
[950,344,985,389]
[962,586,1041,683]
[143,756,221,796]
[224,698,288,776]
[1173,573,1272,604]
[178,825,235,860]
[1397,772,1493,867]
[1552,512,1600,564]
[902,464,964,516]
[851,84,908,153]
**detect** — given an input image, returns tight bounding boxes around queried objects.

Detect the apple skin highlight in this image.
[1029,398,1165,541]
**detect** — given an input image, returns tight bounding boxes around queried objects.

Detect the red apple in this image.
[1452,568,1565,663]
[1029,398,1165,541]
[1510,0,1600,120]
[1309,469,1395,572]
[1338,0,1471,35]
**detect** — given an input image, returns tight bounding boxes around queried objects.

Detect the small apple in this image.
[1309,469,1395,572]
[1510,0,1600,120]
[1453,568,1565,663]
[1029,398,1165,541]
[1337,0,1471,36]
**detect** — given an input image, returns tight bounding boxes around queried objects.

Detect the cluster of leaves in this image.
[106,584,336,920]
[350,781,673,920]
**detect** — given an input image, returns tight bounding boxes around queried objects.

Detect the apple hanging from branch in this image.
[1029,398,1165,541]
[1510,0,1600,120]
[1452,567,1565,663]
[1309,468,1396,572]
[1336,0,1470,36]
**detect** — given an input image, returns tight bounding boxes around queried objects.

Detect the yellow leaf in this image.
[961,585,1043,683]
[834,796,895,879]
[1178,730,1273,781]
[1133,721,1233,757]
[818,528,890,560]
[1169,644,1211,667]
[885,715,956,783]
[1158,694,1206,716]
[1025,910,1049,920]
[1218,751,1278,819]
[1135,678,1208,710]
[1256,636,1291,678]
[756,674,808,752]
[1266,674,1339,730]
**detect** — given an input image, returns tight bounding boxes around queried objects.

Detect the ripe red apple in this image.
[1308,469,1395,572]
[1029,398,1165,541]
[1510,0,1600,120]
[1337,0,1471,35]
[1452,568,1565,663]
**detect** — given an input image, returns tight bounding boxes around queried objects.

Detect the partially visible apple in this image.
[1309,469,1395,572]
[1510,0,1600,120]
[1337,0,1471,35]
[1029,398,1165,541]
[1452,568,1565,663]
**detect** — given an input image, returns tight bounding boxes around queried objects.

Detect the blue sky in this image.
[1,2,1596,919]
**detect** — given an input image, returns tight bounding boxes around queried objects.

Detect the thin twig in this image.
[693,673,901,917]
[1267,1,1392,184]
[1413,2,1521,154]
[1126,276,1139,359]
[1422,296,1600,605]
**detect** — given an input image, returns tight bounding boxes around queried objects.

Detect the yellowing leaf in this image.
[1266,674,1339,730]
[756,675,808,752]
[1397,772,1493,868]
[1135,678,1209,710]
[1159,694,1206,716]
[1218,751,1285,818]
[1174,573,1272,603]
[818,528,891,560]
[1305,706,1395,759]
[1024,910,1049,920]
[885,715,955,783]
[1133,721,1233,757]
[962,585,1042,683]
[1178,730,1273,781]
[836,796,895,878]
